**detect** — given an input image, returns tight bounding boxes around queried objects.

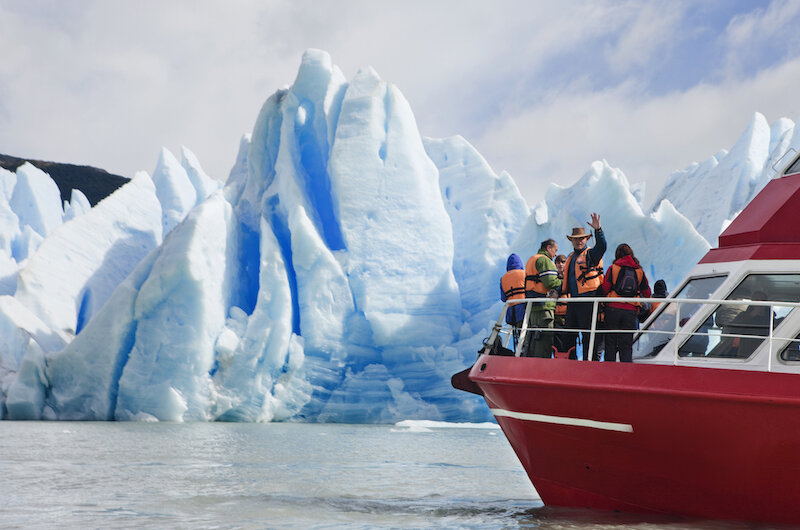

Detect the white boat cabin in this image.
[635,149,800,373]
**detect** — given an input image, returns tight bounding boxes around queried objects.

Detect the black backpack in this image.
[613,265,640,298]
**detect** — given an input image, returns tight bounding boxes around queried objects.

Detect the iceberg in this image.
[0,49,797,423]
[14,172,162,337]
[651,112,800,246]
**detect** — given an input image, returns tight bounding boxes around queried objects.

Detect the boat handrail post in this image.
[482,302,508,357]
[516,301,533,357]
[768,304,775,372]
[673,300,681,366]
[587,300,599,361]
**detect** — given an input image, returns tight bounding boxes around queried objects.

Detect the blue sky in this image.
[2,0,800,206]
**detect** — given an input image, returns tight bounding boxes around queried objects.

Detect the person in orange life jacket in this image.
[500,253,526,349]
[553,254,569,354]
[563,213,606,360]
[523,239,561,358]
[600,243,651,362]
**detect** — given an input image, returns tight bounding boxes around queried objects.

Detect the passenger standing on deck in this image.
[563,213,606,360]
[500,253,526,350]
[524,239,562,358]
[600,244,651,362]
[649,279,668,315]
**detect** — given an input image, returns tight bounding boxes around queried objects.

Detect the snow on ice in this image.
[0,49,796,422]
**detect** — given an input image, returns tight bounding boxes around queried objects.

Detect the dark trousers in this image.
[603,306,637,362]
[524,309,554,358]
[564,300,602,360]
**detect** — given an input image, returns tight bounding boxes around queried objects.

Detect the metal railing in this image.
[487,297,800,370]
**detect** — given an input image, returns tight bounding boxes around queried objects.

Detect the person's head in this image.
[654,279,667,297]
[506,253,523,271]
[615,243,640,265]
[566,228,591,251]
[615,243,633,261]
[541,239,558,259]
[555,254,566,275]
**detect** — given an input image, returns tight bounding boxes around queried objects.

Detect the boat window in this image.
[633,275,727,358]
[779,334,800,361]
[784,154,800,176]
[678,273,800,359]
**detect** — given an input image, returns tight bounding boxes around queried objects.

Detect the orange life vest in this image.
[564,248,604,294]
[555,292,569,316]
[524,254,552,296]
[500,269,526,300]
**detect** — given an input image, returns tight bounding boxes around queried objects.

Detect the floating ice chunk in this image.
[393,419,500,430]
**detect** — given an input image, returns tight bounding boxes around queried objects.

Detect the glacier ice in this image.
[650,112,800,246]
[0,49,798,423]
[425,135,530,332]
[152,147,198,235]
[14,172,163,337]
[513,159,710,294]
[10,163,63,241]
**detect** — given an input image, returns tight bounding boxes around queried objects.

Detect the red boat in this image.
[453,152,800,525]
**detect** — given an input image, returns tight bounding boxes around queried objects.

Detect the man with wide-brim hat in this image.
[562,212,607,360]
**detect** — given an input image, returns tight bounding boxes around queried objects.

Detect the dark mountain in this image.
[0,154,129,207]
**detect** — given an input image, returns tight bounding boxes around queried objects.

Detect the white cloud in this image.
[475,55,800,206]
[604,2,684,74]
[1,0,800,212]
[724,0,800,78]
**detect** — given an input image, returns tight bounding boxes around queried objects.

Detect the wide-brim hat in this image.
[566,227,591,240]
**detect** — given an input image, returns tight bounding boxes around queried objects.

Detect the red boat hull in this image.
[469,354,800,524]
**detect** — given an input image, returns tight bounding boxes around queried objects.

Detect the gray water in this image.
[0,422,763,529]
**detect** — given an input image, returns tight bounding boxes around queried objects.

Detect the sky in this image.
[3,0,800,208]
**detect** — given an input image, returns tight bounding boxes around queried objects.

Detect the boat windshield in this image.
[780,332,800,361]
[784,153,800,175]
[678,273,800,359]
[633,275,727,358]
